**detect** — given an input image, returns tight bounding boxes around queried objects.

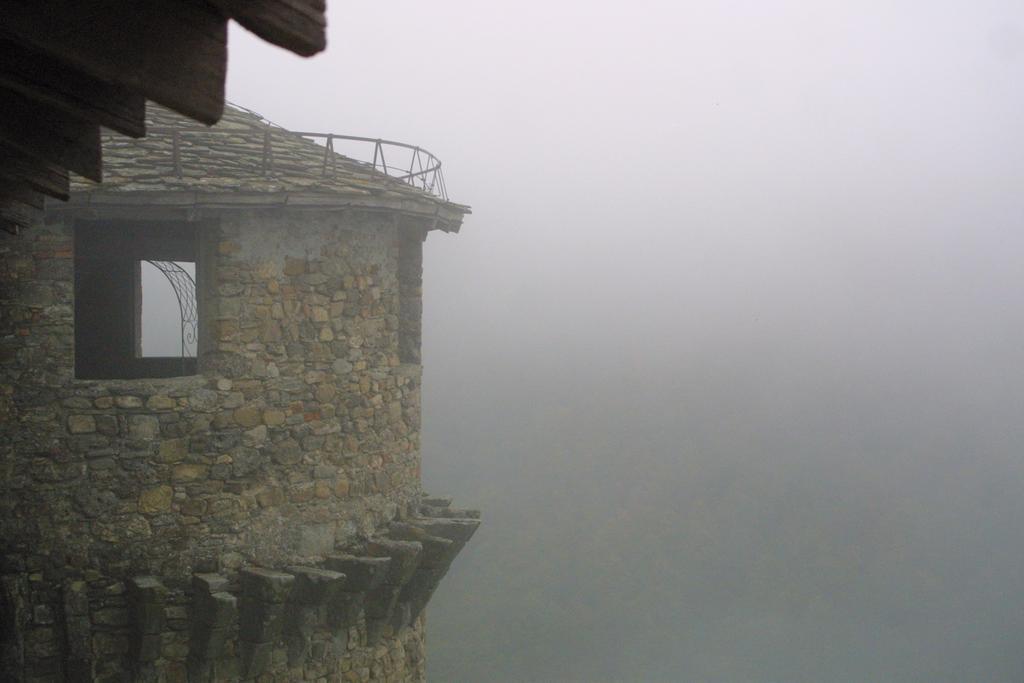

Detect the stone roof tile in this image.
[71,104,468,221]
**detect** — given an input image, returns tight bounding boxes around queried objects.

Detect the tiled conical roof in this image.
[68,104,469,231]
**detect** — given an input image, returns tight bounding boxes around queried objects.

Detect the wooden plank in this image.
[0,143,70,200]
[0,178,45,210]
[210,0,327,56]
[0,216,23,235]
[0,199,42,234]
[0,88,102,181]
[3,0,228,125]
[0,39,145,138]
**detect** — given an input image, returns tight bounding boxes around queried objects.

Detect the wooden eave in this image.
[0,0,328,235]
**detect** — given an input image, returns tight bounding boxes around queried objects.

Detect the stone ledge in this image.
[52,191,469,233]
[1,497,476,680]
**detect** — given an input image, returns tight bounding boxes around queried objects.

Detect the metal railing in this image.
[145,260,197,374]
[293,131,448,201]
[148,124,449,201]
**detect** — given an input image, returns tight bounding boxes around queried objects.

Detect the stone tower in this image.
[0,104,478,682]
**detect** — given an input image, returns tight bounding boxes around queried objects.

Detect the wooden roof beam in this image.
[0,88,102,182]
[3,0,228,125]
[0,200,42,235]
[0,179,45,211]
[211,0,328,57]
[0,179,47,234]
[0,39,146,139]
[0,143,71,201]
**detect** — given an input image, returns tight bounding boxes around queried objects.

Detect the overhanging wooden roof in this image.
[0,0,328,234]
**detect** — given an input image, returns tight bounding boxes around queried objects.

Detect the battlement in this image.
[2,497,478,681]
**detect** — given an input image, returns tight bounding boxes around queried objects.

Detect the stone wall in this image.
[0,208,478,681]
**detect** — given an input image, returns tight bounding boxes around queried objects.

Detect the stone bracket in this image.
[187,572,238,682]
[282,565,346,668]
[128,575,168,671]
[62,577,93,683]
[2,575,29,681]
[321,553,391,629]
[363,538,423,643]
[238,566,294,679]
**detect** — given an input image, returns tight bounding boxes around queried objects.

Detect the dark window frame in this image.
[74,219,201,379]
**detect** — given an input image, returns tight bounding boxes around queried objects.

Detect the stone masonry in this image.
[0,105,477,682]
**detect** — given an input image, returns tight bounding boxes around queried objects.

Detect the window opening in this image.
[74,220,200,379]
[140,260,197,361]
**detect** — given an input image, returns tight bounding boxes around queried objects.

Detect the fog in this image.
[226,2,1024,680]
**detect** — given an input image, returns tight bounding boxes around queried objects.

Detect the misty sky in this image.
[226,1,1024,361]
[225,3,1024,680]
